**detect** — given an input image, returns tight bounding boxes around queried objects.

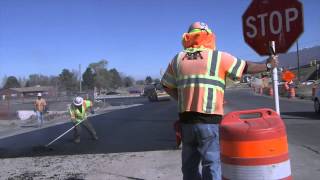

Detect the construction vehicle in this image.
[143,83,170,102]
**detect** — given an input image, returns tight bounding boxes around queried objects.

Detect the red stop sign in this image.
[242,0,303,56]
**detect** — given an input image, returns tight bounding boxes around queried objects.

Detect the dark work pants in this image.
[73,119,97,140]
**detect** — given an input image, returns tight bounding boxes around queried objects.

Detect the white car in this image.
[302,80,316,86]
[314,87,320,113]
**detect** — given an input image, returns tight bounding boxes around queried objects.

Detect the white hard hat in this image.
[73,96,83,106]
[37,93,42,97]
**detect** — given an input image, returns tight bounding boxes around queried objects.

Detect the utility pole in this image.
[317,63,319,80]
[296,41,300,82]
[79,64,82,93]
[315,60,319,80]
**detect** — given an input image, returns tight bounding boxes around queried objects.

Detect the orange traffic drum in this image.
[220,108,292,180]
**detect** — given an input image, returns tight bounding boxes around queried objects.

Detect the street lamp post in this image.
[311,60,318,80]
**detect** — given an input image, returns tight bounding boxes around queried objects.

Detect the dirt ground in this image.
[0,150,182,180]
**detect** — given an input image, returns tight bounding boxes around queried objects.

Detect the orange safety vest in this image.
[162,49,246,115]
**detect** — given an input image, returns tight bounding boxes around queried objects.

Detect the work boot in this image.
[74,138,80,144]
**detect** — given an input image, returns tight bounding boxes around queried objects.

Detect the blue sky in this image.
[0,0,319,82]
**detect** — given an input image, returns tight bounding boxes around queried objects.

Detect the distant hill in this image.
[278,45,320,69]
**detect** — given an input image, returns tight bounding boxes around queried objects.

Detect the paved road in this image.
[225,88,320,153]
[0,88,319,179]
[0,97,178,158]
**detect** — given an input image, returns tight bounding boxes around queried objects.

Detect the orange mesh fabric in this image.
[182,31,216,50]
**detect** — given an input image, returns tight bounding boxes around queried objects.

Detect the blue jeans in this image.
[36,111,44,126]
[181,123,221,180]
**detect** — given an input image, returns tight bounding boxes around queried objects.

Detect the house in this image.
[0,86,56,99]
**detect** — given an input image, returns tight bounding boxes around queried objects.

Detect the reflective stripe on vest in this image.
[174,50,228,114]
[69,100,91,120]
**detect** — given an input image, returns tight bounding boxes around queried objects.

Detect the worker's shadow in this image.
[0,103,178,159]
[281,111,320,120]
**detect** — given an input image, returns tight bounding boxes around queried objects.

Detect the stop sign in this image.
[243,0,303,56]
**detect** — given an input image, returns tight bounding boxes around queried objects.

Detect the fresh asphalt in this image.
[0,97,178,158]
[0,88,319,178]
[225,88,320,153]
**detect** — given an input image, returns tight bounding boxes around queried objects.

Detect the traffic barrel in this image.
[220,108,292,180]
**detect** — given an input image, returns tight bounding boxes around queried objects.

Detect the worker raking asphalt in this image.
[32,96,98,154]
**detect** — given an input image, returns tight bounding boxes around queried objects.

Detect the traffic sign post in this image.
[270,41,280,114]
[243,0,304,114]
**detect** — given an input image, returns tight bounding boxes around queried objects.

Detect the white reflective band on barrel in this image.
[222,160,291,180]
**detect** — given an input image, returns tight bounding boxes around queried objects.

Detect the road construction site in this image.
[0,87,319,180]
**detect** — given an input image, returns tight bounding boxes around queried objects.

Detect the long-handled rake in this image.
[45,120,82,147]
[32,120,84,153]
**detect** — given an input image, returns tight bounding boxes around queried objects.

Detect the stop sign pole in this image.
[269,41,280,114]
[243,0,304,115]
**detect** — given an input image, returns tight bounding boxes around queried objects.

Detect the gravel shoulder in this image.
[0,150,182,180]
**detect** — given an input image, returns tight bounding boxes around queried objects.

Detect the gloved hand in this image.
[76,119,82,124]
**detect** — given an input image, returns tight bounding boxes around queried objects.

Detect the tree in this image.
[18,77,27,87]
[89,60,108,74]
[123,76,134,87]
[154,78,160,84]
[136,80,145,85]
[82,67,95,90]
[58,69,78,92]
[109,68,122,89]
[25,74,57,87]
[1,75,8,88]
[89,59,111,90]
[3,76,21,89]
[145,76,153,84]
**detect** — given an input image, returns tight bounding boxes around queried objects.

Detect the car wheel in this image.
[314,99,320,113]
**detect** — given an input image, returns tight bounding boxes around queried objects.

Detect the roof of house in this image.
[10,86,54,93]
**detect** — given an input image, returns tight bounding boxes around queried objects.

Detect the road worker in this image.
[34,93,47,127]
[161,22,278,180]
[69,96,98,143]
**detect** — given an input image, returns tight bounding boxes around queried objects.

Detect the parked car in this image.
[314,87,320,113]
[143,83,170,102]
[301,80,316,86]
